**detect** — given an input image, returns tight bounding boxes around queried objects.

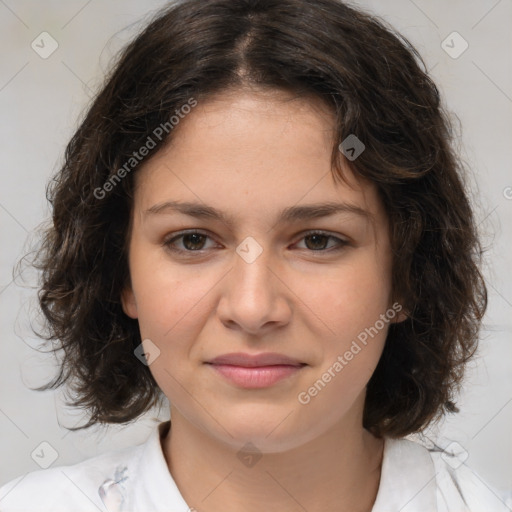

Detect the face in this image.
[122,88,400,453]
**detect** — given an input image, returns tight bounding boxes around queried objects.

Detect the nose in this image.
[216,245,292,335]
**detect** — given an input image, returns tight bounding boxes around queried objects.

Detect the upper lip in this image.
[206,352,305,367]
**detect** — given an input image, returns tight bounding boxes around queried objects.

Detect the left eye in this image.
[294,231,348,251]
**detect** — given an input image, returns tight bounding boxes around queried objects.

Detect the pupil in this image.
[184,233,205,250]
[306,234,327,250]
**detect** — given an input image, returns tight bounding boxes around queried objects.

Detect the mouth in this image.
[205,352,307,389]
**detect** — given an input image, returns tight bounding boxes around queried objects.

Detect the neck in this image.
[162,408,384,512]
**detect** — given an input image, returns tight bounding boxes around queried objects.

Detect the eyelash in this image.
[162,230,349,255]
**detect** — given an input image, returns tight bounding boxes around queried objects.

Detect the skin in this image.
[122,88,404,512]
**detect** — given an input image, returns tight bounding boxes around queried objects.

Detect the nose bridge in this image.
[232,235,275,301]
[217,236,290,332]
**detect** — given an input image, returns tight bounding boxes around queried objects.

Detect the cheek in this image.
[134,277,210,339]
[128,246,214,339]
[295,254,392,337]
[295,275,391,422]
[130,264,214,392]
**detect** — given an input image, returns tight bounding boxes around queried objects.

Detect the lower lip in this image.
[207,364,304,389]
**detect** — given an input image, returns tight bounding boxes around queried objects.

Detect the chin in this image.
[205,408,325,454]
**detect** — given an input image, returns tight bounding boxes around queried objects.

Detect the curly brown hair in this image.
[32,0,487,437]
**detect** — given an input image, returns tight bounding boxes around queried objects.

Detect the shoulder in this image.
[380,437,511,512]
[0,442,144,512]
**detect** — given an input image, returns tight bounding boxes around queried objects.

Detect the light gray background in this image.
[1,0,511,494]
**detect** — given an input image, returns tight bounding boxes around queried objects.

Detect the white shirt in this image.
[0,421,510,512]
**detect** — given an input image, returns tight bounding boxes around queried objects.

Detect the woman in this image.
[1,0,509,510]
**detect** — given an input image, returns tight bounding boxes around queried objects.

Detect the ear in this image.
[121,286,138,319]
[388,300,408,324]
[392,311,408,323]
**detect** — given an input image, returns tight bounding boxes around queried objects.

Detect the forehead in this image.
[133,88,385,228]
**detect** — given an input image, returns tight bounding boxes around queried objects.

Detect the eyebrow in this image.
[144,200,371,228]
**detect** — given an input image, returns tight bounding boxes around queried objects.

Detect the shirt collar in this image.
[130,420,191,511]
[130,421,438,512]
[371,437,438,512]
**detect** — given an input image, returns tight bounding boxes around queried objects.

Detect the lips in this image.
[205,352,306,389]
[207,352,304,367]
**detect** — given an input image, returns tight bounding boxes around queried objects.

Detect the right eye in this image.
[163,230,219,253]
